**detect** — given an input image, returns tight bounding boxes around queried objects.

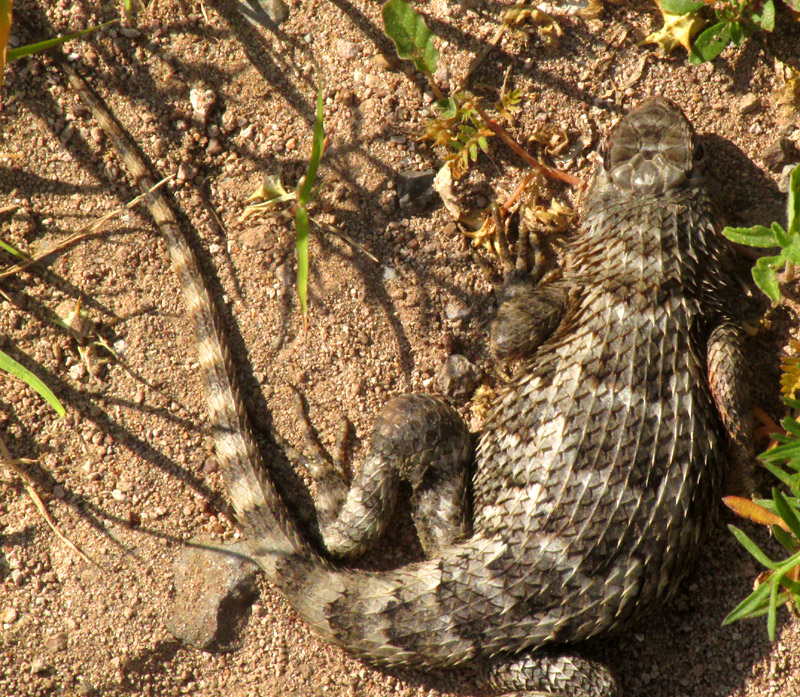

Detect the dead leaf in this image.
[640,5,705,54]
[723,496,791,533]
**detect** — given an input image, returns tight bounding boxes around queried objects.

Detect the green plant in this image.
[722,165,800,301]
[720,168,800,638]
[240,85,325,328]
[688,0,776,64]
[723,377,800,640]
[644,0,797,63]
[381,0,442,99]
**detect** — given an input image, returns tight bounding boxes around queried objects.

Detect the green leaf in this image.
[750,0,775,32]
[723,580,772,624]
[660,0,705,13]
[477,135,489,153]
[788,165,800,237]
[7,20,116,61]
[774,489,800,540]
[298,85,325,206]
[752,255,784,301]
[294,205,309,318]
[728,524,777,569]
[784,0,800,11]
[729,21,743,46]
[382,0,438,75]
[721,224,779,248]
[773,221,791,247]
[437,97,457,120]
[469,141,478,162]
[773,525,800,555]
[293,84,325,321]
[0,236,27,260]
[783,416,800,439]
[768,577,780,641]
[689,22,731,64]
[0,348,65,416]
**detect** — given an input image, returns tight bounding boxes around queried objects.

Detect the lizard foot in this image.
[306,393,474,560]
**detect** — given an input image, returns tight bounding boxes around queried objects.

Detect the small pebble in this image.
[111,489,127,502]
[374,52,399,70]
[44,631,68,653]
[30,657,49,675]
[176,163,196,184]
[206,137,223,156]
[739,93,761,115]
[1,607,19,623]
[336,40,358,60]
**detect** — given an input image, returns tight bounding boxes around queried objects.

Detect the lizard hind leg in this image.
[312,393,474,559]
[481,652,619,697]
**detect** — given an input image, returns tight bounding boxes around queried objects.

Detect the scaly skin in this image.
[174,98,750,695]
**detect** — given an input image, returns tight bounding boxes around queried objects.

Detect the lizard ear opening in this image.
[693,142,706,165]
[602,137,613,172]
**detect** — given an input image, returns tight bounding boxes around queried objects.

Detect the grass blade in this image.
[7,20,116,61]
[294,84,324,325]
[0,348,65,416]
[294,205,309,322]
[773,488,800,540]
[298,85,325,206]
[728,524,776,569]
[723,580,772,625]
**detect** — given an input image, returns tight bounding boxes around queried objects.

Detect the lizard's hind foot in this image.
[311,393,474,560]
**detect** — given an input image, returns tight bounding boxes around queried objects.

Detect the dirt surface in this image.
[1,1,800,696]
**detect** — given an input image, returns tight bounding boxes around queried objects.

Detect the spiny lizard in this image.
[172,97,752,696]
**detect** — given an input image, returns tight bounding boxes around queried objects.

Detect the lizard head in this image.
[600,97,704,197]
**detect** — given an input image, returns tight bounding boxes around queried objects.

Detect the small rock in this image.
[111,489,127,502]
[120,27,141,39]
[165,538,261,652]
[336,40,358,60]
[256,0,289,24]
[1,607,18,623]
[397,169,437,211]
[240,227,272,250]
[275,262,294,286]
[779,164,797,194]
[176,163,196,184]
[44,631,68,653]
[445,302,470,322]
[285,136,297,151]
[203,456,219,473]
[153,136,168,157]
[30,657,50,675]
[68,363,87,382]
[382,266,396,282]
[762,137,799,172]
[374,52,399,70]
[739,94,761,115]
[436,354,480,402]
[52,485,66,499]
[206,137,224,156]
[190,87,216,125]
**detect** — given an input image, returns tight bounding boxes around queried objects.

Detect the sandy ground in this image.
[1,1,800,696]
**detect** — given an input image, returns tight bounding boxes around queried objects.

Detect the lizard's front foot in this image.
[490,207,570,364]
